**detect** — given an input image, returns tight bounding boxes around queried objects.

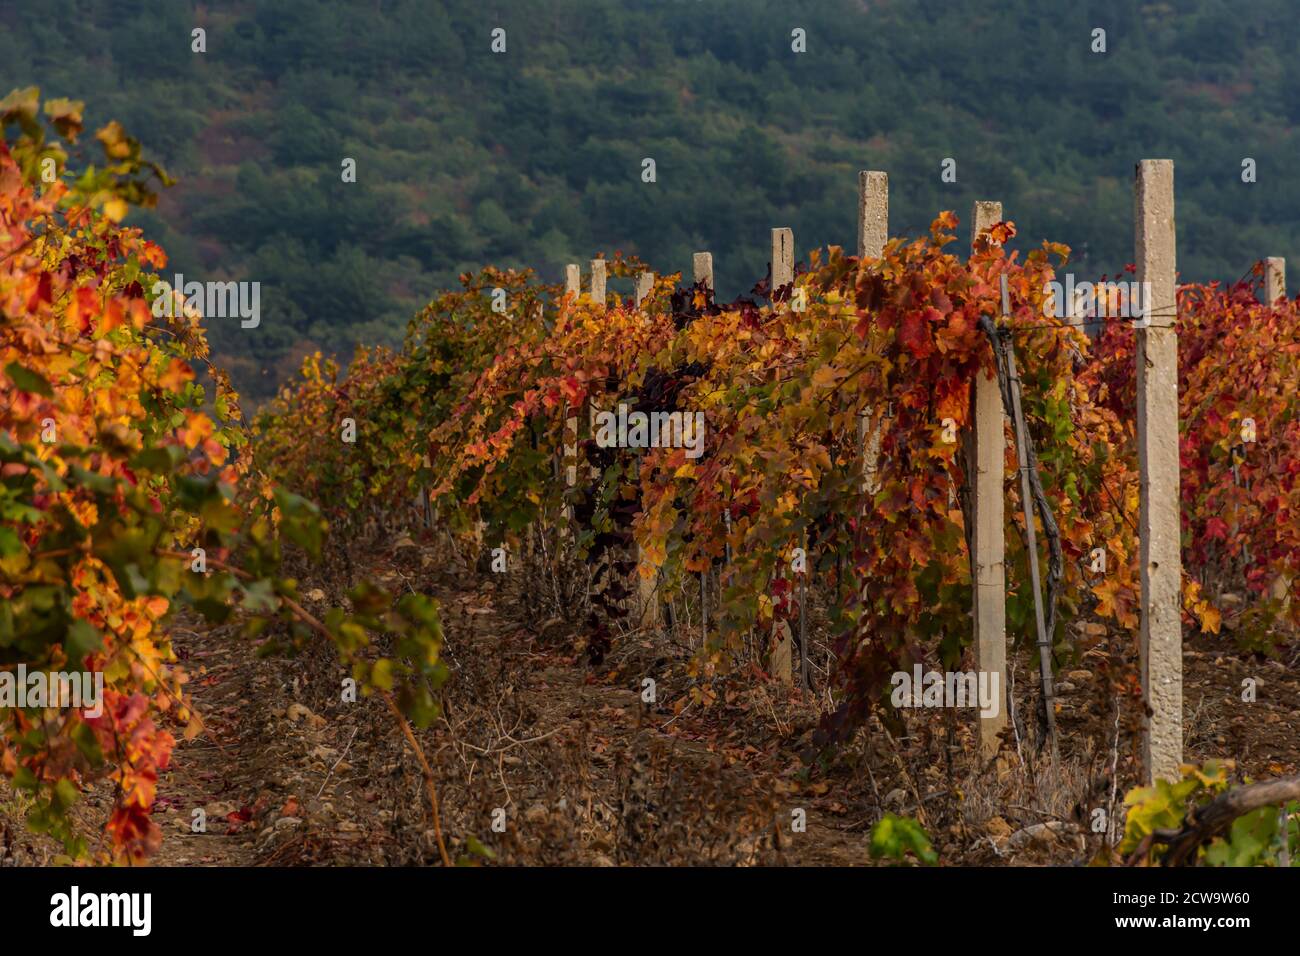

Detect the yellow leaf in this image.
[811,365,840,389]
[180,411,214,449]
[102,198,128,223]
[95,120,132,159]
[183,713,205,741]
[371,658,395,691]
[1092,578,1121,619]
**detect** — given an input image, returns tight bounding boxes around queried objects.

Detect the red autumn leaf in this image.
[929,287,953,315]
[26,271,52,312]
[224,806,253,835]
[988,221,1017,245]
[898,309,933,359]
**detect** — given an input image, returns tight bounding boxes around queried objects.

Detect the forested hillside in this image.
[3,0,1298,402]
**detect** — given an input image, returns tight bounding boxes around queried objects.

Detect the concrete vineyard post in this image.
[1135,159,1183,784]
[770,228,795,686]
[971,200,1008,756]
[858,171,888,497]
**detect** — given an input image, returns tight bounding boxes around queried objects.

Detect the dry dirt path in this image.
[138,536,1300,867]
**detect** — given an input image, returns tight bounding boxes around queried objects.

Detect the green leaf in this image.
[63,619,102,665]
[869,813,938,865]
[52,778,79,811]
[274,487,324,559]
[5,362,53,397]
[72,722,102,765]
[1205,806,1277,866]
[371,658,395,691]
[11,765,37,790]
[239,578,278,613]
[398,682,440,729]
[129,445,184,473]
[67,464,116,496]
[0,526,23,558]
